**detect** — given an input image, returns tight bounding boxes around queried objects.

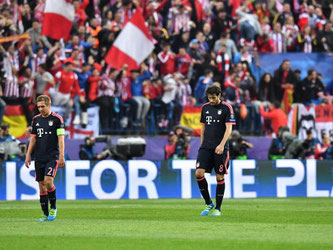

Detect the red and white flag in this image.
[41,0,74,40]
[105,8,154,71]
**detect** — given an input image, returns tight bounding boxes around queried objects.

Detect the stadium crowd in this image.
[0,0,332,138]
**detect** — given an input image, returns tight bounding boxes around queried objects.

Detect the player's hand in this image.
[215,144,224,155]
[25,155,31,168]
[58,156,65,168]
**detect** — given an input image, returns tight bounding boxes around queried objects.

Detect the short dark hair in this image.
[38,63,47,71]
[307,69,315,76]
[36,95,51,106]
[206,85,221,96]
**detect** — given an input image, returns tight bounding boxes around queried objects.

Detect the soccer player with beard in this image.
[196,85,235,216]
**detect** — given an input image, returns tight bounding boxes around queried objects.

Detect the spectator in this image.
[283,132,307,159]
[131,64,151,127]
[315,134,333,160]
[34,63,55,98]
[50,61,84,124]
[0,124,16,143]
[159,74,178,128]
[224,74,242,104]
[229,130,253,159]
[213,32,238,60]
[268,126,289,160]
[303,129,320,159]
[26,19,52,50]
[273,60,296,104]
[258,73,275,103]
[95,68,117,132]
[176,47,191,77]
[282,16,299,51]
[256,34,274,53]
[295,69,325,104]
[158,43,176,76]
[270,22,286,53]
[297,25,317,52]
[214,44,230,84]
[194,69,213,104]
[236,5,262,41]
[273,3,292,26]
[18,66,34,126]
[259,101,288,136]
[119,66,138,129]
[317,21,333,52]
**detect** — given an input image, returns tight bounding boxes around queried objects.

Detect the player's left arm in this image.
[58,134,65,168]
[56,118,66,168]
[215,124,232,154]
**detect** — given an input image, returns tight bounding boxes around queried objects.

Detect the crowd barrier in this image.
[1,159,332,200]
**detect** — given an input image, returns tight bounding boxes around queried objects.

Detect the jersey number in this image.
[47,167,54,176]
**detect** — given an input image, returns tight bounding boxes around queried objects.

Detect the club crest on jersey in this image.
[218,109,222,115]
[48,120,54,126]
[36,123,39,126]
[230,114,235,119]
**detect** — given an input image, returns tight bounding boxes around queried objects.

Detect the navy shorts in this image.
[196,148,230,175]
[35,160,58,182]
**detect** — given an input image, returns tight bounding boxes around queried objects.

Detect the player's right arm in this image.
[199,105,206,145]
[200,124,205,145]
[25,135,36,168]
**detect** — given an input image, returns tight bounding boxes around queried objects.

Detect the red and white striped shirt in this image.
[99,74,115,97]
[303,35,313,53]
[32,54,47,73]
[171,10,191,34]
[270,32,285,53]
[19,76,34,98]
[121,77,132,101]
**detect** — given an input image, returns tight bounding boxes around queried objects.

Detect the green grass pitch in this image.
[0,198,332,250]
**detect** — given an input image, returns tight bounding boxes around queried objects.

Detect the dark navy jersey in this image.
[200,101,236,149]
[31,112,65,161]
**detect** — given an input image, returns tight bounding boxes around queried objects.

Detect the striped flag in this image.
[105,8,154,70]
[41,0,74,40]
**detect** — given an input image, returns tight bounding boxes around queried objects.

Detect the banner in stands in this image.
[1,160,332,200]
[180,106,201,136]
[288,104,333,140]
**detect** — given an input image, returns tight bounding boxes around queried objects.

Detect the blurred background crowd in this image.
[0,0,332,160]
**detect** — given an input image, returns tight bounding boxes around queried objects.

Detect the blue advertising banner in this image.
[0,160,332,200]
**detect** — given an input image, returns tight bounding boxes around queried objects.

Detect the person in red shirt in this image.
[257,34,274,53]
[259,101,288,136]
[73,0,87,27]
[49,61,85,124]
[176,47,191,77]
[158,43,176,76]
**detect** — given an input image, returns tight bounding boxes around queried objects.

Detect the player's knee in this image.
[45,180,53,190]
[195,169,205,179]
[216,175,224,182]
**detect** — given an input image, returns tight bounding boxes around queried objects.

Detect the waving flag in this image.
[105,8,154,70]
[41,0,74,40]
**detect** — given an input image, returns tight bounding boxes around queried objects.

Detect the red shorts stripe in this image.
[217,180,225,185]
[40,192,48,196]
[53,160,59,178]
[47,186,56,192]
[197,176,205,182]
[225,151,230,175]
